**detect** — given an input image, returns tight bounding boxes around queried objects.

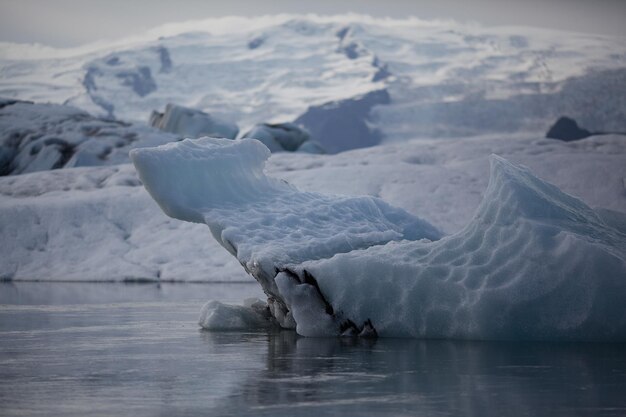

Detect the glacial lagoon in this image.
[1,282,626,417]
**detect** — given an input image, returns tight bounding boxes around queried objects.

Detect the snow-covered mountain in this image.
[2,15,625,146]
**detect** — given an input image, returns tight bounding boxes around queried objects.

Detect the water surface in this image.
[1,282,625,416]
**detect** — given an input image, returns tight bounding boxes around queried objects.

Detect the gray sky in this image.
[1,0,625,47]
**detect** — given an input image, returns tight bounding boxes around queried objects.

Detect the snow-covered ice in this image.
[130,137,441,327]
[287,155,626,340]
[132,137,626,341]
[0,99,179,175]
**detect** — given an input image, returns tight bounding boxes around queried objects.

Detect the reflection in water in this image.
[204,332,626,417]
[1,283,625,416]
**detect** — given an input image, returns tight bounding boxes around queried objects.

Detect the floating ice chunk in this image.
[149,104,239,139]
[296,140,326,154]
[0,100,179,175]
[293,89,390,153]
[133,138,626,341]
[199,298,272,330]
[242,122,311,152]
[131,137,441,328]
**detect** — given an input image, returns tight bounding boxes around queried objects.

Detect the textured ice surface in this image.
[131,138,441,327]
[0,99,179,175]
[133,137,626,340]
[291,156,626,339]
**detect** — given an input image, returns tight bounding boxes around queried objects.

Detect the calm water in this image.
[1,282,626,417]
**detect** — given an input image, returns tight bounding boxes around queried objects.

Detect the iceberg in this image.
[149,104,239,140]
[241,122,314,153]
[0,99,179,176]
[132,138,626,341]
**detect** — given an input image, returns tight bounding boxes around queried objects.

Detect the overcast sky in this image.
[1,0,625,47]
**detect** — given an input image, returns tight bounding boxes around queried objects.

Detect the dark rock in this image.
[372,57,391,82]
[0,98,29,109]
[105,56,120,66]
[546,116,592,141]
[242,123,313,153]
[336,26,350,41]
[340,42,362,60]
[155,46,172,73]
[115,66,157,97]
[294,89,390,154]
[82,66,115,117]
[247,36,265,50]
[82,66,101,92]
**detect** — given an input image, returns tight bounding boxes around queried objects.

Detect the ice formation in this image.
[131,137,441,328]
[0,99,179,175]
[149,103,239,139]
[292,155,626,340]
[132,137,626,341]
[241,123,323,154]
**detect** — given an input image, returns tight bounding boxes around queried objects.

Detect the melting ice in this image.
[131,137,626,341]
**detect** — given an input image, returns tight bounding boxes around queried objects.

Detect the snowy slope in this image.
[1,133,625,282]
[1,15,625,146]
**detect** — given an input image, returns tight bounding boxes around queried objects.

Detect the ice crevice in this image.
[131,137,626,341]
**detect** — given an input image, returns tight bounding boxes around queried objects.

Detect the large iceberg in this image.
[131,138,441,329]
[131,137,626,341]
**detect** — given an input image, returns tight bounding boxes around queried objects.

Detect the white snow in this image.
[1,15,624,139]
[0,164,248,282]
[132,137,626,341]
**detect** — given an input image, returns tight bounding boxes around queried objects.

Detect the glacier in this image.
[132,137,626,341]
[2,15,625,144]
